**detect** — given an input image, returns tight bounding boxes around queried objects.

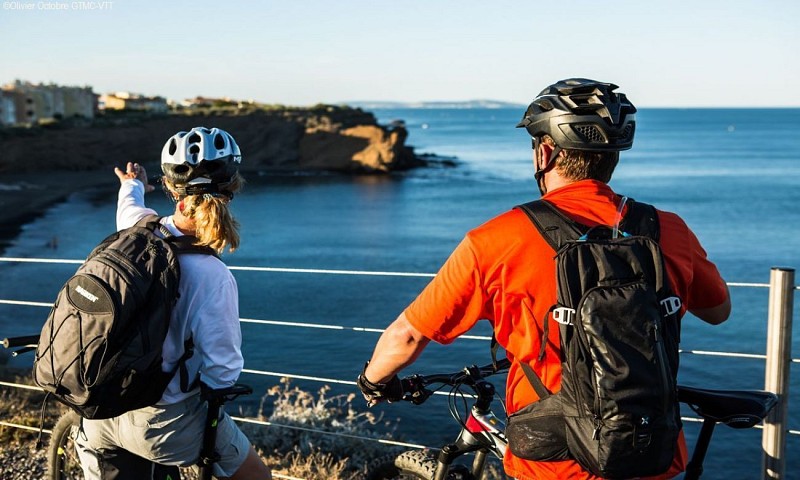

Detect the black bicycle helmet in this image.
[160,127,242,197]
[516,78,636,152]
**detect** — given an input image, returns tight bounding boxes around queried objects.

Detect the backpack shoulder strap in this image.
[134,215,219,259]
[167,235,220,259]
[512,200,586,400]
[491,333,552,399]
[516,200,586,251]
[619,200,660,241]
[133,214,177,240]
[134,214,164,232]
[519,359,552,399]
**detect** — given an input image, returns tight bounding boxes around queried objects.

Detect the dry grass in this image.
[0,372,66,445]
[0,371,510,479]
[0,371,402,479]
[246,378,403,479]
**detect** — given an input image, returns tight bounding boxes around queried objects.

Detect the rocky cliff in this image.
[0,106,429,175]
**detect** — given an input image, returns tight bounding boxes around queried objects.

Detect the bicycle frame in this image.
[3,334,251,480]
[398,358,778,480]
[403,362,509,479]
[437,402,507,479]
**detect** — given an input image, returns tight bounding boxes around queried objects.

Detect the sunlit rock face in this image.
[0,106,427,175]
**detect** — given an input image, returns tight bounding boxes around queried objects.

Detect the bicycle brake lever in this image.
[408,387,432,405]
[401,375,432,405]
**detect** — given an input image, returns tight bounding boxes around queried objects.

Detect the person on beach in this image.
[75,127,272,480]
[357,79,730,480]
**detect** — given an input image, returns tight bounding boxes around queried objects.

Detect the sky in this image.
[1,0,799,107]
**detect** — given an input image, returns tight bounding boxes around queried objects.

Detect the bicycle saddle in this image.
[677,385,778,429]
[201,383,253,401]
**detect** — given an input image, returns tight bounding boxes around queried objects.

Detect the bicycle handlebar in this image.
[3,335,40,349]
[400,358,510,405]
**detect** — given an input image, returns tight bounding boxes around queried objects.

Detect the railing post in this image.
[761,267,795,480]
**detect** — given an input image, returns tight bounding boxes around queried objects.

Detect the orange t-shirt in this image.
[404,180,728,480]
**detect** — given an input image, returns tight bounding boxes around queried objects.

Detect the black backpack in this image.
[33,215,215,419]
[504,199,683,479]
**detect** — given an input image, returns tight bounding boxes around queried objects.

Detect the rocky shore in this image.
[0,106,451,251]
[0,105,428,175]
[0,444,47,480]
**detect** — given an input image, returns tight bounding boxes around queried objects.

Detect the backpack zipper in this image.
[653,320,672,413]
[93,253,143,292]
[91,254,146,322]
[569,306,598,437]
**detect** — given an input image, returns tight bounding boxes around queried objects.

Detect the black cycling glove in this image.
[357,362,404,406]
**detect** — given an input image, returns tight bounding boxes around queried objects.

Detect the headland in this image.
[0,105,452,250]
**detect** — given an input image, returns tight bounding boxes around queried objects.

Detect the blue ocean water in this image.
[1,108,798,478]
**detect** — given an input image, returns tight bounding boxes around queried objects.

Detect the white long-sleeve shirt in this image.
[117,179,243,404]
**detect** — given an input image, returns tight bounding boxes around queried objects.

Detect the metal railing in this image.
[763,267,795,480]
[0,257,796,479]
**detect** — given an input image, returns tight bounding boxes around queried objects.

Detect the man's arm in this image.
[661,211,732,326]
[358,235,484,405]
[363,312,431,384]
[689,285,731,325]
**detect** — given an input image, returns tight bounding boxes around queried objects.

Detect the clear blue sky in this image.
[1,0,798,107]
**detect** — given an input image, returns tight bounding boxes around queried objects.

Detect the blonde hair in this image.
[164,173,245,254]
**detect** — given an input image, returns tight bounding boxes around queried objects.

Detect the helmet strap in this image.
[161,182,179,204]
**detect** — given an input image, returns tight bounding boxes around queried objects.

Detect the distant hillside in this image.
[347,99,525,109]
[0,106,433,175]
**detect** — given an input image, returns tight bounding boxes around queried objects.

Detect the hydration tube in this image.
[612,196,629,239]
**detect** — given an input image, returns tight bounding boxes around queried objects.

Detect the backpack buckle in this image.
[660,297,682,317]
[552,307,576,325]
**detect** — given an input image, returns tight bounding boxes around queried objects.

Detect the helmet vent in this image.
[168,139,177,155]
[536,99,554,111]
[574,124,606,143]
[621,124,634,140]
[189,144,200,155]
[188,133,201,144]
[214,133,226,150]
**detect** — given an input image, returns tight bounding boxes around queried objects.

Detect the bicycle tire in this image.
[365,450,473,480]
[48,410,84,480]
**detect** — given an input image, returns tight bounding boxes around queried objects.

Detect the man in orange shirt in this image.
[357,78,730,480]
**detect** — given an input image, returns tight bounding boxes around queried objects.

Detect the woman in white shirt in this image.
[76,127,272,480]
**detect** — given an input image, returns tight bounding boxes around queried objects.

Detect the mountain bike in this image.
[3,334,252,480]
[364,358,778,480]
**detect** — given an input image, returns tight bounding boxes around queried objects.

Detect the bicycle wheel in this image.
[366,450,473,480]
[48,410,84,480]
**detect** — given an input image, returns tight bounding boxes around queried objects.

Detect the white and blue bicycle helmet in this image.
[160,127,242,198]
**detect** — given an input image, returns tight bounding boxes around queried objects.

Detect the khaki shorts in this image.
[76,393,250,478]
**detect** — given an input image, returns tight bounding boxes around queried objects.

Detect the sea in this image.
[0,108,798,479]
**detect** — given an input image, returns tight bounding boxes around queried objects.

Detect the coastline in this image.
[0,169,114,253]
[0,107,437,253]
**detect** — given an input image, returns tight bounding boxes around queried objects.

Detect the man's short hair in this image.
[542,135,619,183]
